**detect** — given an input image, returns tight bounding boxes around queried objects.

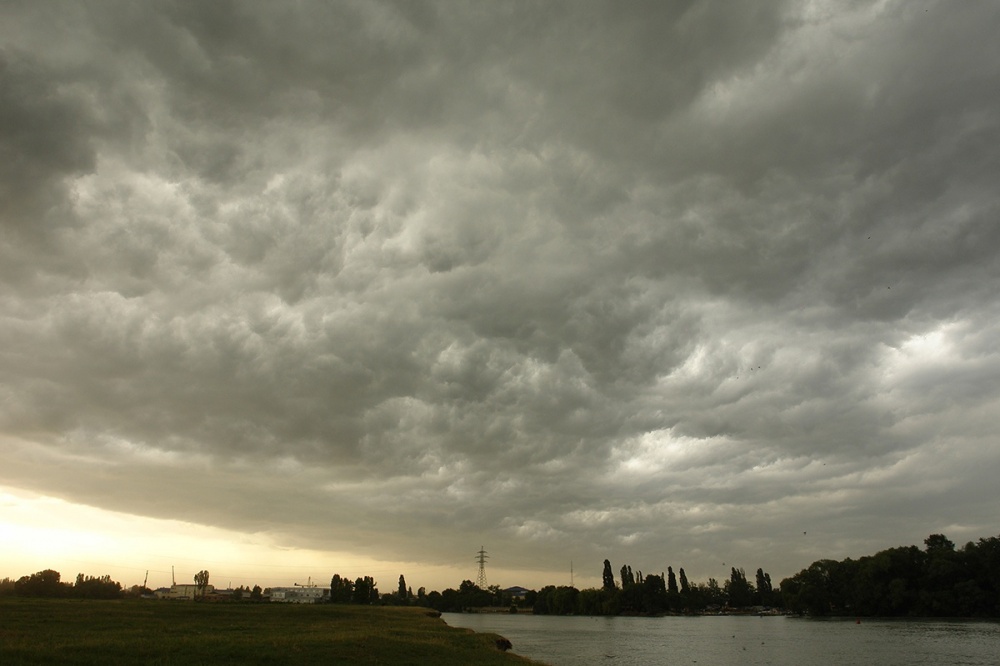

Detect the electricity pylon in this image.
[475,546,489,588]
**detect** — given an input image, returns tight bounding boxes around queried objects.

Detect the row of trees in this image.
[2,569,123,599]
[328,574,380,604]
[1,564,776,613]
[530,534,1000,617]
[780,534,1000,617]
[0,569,269,601]
[530,560,779,615]
[385,559,780,616]
[9,532,998,616]
[326,574,516,612]
[420,580,514,612]
[230,584,265,601]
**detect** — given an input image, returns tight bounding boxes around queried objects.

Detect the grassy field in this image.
[0,598,545,665]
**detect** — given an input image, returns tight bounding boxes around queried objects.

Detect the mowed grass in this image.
[0,598,545,665]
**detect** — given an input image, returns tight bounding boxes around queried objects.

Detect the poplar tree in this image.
[726,567,753,608]
[602,560,616,591]
[620,565,635,588]
[194,570,210,599]
[329,574,353,603]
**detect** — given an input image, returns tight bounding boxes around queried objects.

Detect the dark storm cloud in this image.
[2,0,1000,583]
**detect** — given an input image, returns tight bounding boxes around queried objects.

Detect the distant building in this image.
[157,584,215,600]
[269,586,329,604]
[504,586,532,600]
[204,588,238,602]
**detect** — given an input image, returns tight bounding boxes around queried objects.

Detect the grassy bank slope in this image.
[0,598,544,665]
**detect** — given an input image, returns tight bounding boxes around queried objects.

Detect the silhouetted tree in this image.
[667,567,679,595]
[701,577,725,607]
[533,585,579,615]
[329,574,353,603]
[575,587,616,615]
[754,568,776,606]
[602,559,616,591]
[15,570,68,598]
[781,559,842,615]
[73,573,122,599]
[398,575,407,600]
[425,589,443,609]
[755,568,771,594]
[640,574,668,613]
[194,570,210,599]
[488,584,507,607]
[455,580,491,608]
[924,534,955,553]
[620,564,635,588]
[352,576,378,604]
[678,568,690,594]
[725,567,753,608]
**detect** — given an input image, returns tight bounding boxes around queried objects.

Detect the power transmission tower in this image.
[475,546,489,588]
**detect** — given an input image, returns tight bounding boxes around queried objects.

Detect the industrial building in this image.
[154,584,216,600]
[268,585,329,603]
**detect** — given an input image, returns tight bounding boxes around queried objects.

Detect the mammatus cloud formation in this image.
[2,1,999,589]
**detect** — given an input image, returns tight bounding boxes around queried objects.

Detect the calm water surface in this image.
[443,613,1000,666]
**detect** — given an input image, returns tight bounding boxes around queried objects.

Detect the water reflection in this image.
[443,613,1000,666]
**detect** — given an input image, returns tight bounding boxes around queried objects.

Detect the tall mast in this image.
[475,546,489,588]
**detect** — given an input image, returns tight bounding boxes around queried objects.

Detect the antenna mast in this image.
[475,546,489,588]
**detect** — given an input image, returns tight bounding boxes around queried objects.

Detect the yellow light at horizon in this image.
[0,487,485,591]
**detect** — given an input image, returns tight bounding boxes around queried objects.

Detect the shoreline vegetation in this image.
[0,597,543,665]
[3,533,1000,665]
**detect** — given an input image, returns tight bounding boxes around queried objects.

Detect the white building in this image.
[155,584,216,600]
[269,586,328,604]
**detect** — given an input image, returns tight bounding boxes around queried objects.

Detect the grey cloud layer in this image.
[2,0,999,581]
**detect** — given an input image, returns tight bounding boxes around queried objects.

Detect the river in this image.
[443,612,1000,665]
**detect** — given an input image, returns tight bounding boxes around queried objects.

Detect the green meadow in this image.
[0,598,543,665]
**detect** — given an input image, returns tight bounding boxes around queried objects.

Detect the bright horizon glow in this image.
[0,486,589,592]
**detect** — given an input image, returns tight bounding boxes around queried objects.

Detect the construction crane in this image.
[294,577,316,587]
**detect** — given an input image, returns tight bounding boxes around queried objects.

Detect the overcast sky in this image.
[2,0,999,593]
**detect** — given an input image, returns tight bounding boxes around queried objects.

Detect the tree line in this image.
[0,569,264,601]
[327,563,780,615]
[325,574,510,611]
[1,569,124,599]
[529,560,780,616]
[780,533,1000,617]
[373,533,1000,617]
[7,532,999,616]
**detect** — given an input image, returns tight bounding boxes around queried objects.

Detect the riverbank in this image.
[0,597,545,665]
